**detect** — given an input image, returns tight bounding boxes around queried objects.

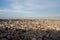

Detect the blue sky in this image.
[0,0,60,18]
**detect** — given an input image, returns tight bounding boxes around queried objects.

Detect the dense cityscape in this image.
[0,19,60,40]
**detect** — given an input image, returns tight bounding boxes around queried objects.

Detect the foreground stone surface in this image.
[0,19,60,40]
[0,27,60,40]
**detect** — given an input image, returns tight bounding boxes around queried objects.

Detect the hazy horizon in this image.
[0,0,60,19]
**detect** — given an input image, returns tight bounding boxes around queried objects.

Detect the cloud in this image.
[0,0,57,13]
[0,9,35,14]
[6,0,57,10]
[0,0,59,18]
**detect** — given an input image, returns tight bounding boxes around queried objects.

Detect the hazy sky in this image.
[0,0,60,18]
